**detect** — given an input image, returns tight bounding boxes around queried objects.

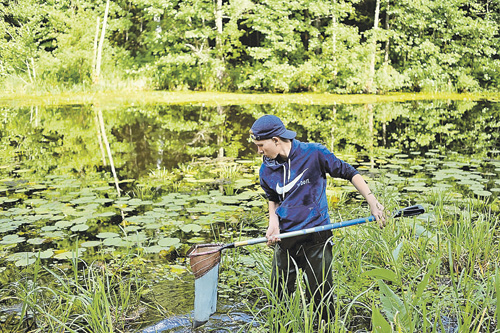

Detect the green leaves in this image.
[0,234,26,245]
[378,280,409,326]
[371,304,392,333]
[158,237,181,248]
[363,268,398,283]
[2,0,500,91]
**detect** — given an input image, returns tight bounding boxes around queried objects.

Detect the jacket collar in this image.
[263,139,299,169]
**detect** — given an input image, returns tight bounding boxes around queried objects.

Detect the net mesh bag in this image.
[188,244,223,279]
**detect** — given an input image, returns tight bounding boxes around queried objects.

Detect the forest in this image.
[1,0,499,93]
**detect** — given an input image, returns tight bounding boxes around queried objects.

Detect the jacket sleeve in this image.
[259,167,280,203]
[317,144,359,180]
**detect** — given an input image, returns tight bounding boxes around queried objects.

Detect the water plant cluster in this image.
[0,99,499,331]
[216,149,500,332]
[0,156,267,331]
[2,144,498,331]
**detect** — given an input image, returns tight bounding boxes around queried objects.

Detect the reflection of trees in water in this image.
[383,100,500,154]
[1,101,498,182]
[95,107,121,197]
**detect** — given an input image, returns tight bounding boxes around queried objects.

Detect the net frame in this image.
[188,243,223,279]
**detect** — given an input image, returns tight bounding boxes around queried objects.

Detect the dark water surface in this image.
[2,100,498,180]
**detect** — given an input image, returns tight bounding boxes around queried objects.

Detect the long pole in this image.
[226,205,424,249]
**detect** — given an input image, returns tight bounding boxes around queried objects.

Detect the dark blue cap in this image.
[250,115,296,141]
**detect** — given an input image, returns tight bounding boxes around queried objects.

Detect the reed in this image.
[9,251,150,332]
[237,194,500,332]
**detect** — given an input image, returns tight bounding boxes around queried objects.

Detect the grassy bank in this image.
[231,194,500,332]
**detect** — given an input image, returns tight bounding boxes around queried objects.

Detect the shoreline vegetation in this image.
[1,98,499,331]
[2,1,499,96]
[1,91,499,108]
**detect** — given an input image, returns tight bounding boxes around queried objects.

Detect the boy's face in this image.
[253,138,280,159]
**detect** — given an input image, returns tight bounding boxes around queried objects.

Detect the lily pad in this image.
[0,222,20,233]
[72,217,89,224]
[71,224,89,232]
[96,232,120,239]
[95,198,114,204]
[158,237,181,248]
[41,225,59,232]
[234,179,254,189]
[7,252,34,262]
[0,234,25,245]
[55,220,74,229]
[15,257,37,267]
[103,237,128,247]
[27,237,47,245]
[53,249,86,260]
[181,224,202,233]
[124,226,143,233]
[81,240,102,248]
[97,211,116,217]
[218,197,239,204]
[143,245,164,254]
[39,249,54,259]
[70,196,97,205]
[144,223,162,230]
[473,190,492,197]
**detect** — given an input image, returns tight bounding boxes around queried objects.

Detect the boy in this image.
[251,114,385,320]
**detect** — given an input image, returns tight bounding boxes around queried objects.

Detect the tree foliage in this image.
[1,0,499,92]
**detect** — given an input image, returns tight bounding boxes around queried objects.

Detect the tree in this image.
[389,0,499,92]
[0,0,47,85]
[365,0,380,93]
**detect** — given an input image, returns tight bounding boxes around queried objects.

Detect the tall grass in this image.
[238,192,500,332]
[5,251,154,332]
[243,251,345,333]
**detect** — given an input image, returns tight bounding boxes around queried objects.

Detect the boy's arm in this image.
[351,174,386,228]
[266,201,281,246]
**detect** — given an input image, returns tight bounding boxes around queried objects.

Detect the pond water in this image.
[0,97,499,331]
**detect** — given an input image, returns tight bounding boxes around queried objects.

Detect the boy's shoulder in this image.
[294,140,328,154]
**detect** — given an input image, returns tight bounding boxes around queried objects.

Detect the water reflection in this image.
[2,100,498,182]
[142,305,256,333]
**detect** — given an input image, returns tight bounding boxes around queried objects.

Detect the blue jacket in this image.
[259,139,359,232]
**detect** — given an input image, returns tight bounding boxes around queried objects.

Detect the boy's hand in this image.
[369,200,386,228]
[266,221,281,246]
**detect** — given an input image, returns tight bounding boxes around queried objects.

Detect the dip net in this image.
[188,244,223,279]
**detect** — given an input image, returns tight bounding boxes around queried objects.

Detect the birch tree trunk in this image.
[366,0,381,93]
[332,2,338,78]
[92,17,100,82]
[96,108,121,197]
[214,0,225,85]
[95,0,110,84]
[94,112,107,167]
[367,104,375,168]
[384,0,390,65]
[217,105,225,158]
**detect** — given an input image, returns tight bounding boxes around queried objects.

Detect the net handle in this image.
[188,243,223,257]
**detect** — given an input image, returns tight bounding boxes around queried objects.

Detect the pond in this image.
[0,95,499,332]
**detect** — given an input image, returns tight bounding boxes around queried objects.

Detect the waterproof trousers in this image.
[271,231,334,318]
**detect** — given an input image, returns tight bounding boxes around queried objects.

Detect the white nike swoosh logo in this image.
[276,168,308,195]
